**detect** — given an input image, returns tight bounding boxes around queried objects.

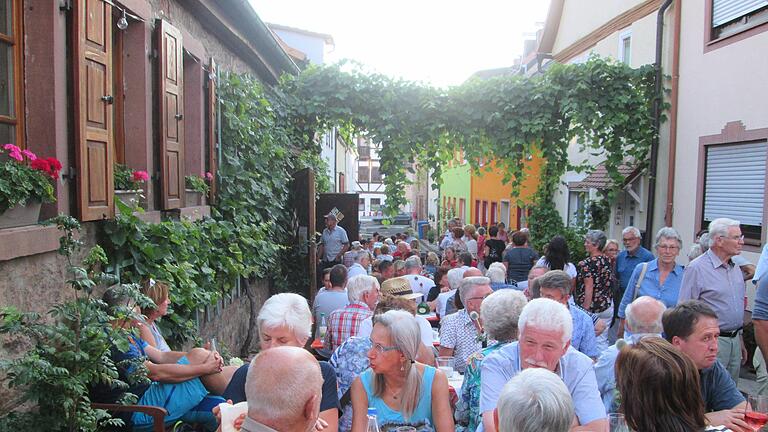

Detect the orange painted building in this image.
[468,158,543,230]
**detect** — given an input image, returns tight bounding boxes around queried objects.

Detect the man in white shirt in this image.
[404,255,435,301]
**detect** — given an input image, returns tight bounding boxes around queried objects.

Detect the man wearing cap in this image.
[404,255,436,302]
[318,212,349,277]
[343,241,363,268]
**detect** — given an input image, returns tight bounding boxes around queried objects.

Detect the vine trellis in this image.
[278,56,659,251]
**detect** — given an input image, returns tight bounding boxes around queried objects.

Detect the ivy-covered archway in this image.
[279,56,658,251]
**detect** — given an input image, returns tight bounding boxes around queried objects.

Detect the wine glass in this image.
[608,413,629,432]
[746,395,768,431]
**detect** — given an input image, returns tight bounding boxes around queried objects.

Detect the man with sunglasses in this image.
[678,217,747,383]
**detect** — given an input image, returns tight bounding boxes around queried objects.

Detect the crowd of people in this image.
[93,211,768,432]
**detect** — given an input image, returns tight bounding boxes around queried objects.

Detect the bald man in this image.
[240,346,323,432]
[594,296,666,412]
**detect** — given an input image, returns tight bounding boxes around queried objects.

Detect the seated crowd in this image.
[95,216,764,432]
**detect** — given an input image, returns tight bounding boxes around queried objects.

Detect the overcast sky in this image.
[250,1,550,88]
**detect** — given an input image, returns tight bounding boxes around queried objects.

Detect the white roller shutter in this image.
[704,141,767,226]
[713,0,768,27]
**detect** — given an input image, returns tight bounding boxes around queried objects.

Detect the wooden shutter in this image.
[73,0,114,221]
[207,58,217,204]
[157,20,184,209]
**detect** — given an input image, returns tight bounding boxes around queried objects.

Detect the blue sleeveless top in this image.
[361,365,436,431]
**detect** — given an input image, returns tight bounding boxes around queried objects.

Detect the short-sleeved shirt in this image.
[329,337,373,432]
[325,301,373,353]
[346,263,368,278]
[616,246,655,292]
[479,342,606,426]
[618,259,684,319]
[594,334,661,413]
[484,239,506,268]
[455,342,505,432]
[571,305,600,358]
[575,255,615,313]
[503,247,538,283]
[678,249,745,331]
[223,361,339,413]
[535,257,578,279]
[321,225,349,262]
[439,309,483,374]
[700,360,745,411]
[408,274,436,301]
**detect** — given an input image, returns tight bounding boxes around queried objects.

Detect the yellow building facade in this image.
[469,158,542,230]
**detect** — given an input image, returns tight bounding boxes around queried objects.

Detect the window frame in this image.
[695,121,768,250]
[618,29,631,65]
[0,0,25,147]
[704,0,768,52]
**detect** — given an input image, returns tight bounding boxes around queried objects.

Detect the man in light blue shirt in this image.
[479,298,606,432]
[537,270,600,359]
[595,296,666,412]
[319,213,349,264]
[616,226,655,297]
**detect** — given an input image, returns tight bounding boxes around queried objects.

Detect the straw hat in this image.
[380,277,423,301]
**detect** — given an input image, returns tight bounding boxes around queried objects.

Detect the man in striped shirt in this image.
[325,275,380,353]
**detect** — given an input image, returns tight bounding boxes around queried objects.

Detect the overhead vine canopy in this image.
[276,56,657,248]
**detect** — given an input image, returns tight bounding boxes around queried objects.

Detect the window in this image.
[702,141,767,243]
[0,0,24,146]
[481,201,488,226]
[711,0,768,39]
[618,30,631,65]
[358,142,370,160]
[490,202,498,225]
[370,165,382,182]
[370,198,381,212]
[358,165,369,183]
[358,198,365,212]
[459,198,466,222]
[568,190,587,227]
[474,200,480,225]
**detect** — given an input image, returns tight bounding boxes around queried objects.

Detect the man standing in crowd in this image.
[239,346,323,432]
[318,212,349,278]
[404,255,436,301]
[325,275,379,354]
[537,270,600,359]
[480,298,607,432]
[594,296,666,412]
[678,218,747,383]
[616,227,655,298]
[664,300,748,432]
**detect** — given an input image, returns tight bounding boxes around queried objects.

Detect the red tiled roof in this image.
[572,161,640,190]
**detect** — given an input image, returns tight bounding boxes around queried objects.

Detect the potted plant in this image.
[184,173,211,206]
[114,163,148,210]
[0,144,60,229]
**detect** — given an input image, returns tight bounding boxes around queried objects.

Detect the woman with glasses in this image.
[616,227,685,338]
[350,310,454,431]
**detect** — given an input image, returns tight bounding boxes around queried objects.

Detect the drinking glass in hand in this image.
[746,395,768,431]
[608,413,630,432]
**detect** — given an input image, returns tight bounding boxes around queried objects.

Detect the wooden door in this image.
[73,0,114,221]
[157,20,184,209]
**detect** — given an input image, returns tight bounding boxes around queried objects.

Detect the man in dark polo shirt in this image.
[663,300,748,432]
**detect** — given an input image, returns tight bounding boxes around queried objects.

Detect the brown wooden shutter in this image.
[207,58,217,204]
[73,0,114,221]
[157,19,184,209]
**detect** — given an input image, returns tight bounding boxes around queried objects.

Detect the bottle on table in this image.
[367,407,380,432]
[318,313,327,340]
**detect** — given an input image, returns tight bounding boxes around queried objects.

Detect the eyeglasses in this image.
[721,235,745,242]
[657,245,680,251]
[466,293,492,303]
[622,237,638,243]
[370,343,400,355]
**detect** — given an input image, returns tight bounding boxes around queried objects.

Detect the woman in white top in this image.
[463,224,479,259]
[535,235,577,279]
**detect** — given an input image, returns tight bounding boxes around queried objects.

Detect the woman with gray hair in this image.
[616,227,685,338]
[350,310,454,431]
[455,289,527,431]
[575,230,613,314]
[497,368,574,432]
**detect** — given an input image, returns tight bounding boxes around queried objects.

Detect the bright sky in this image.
[250,1,550,88]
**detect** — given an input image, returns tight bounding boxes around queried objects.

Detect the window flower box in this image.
[0,201,42,229]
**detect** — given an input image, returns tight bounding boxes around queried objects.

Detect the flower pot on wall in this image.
[115,189,142,209]
[185,189,206,207]
[0,201,42,229]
